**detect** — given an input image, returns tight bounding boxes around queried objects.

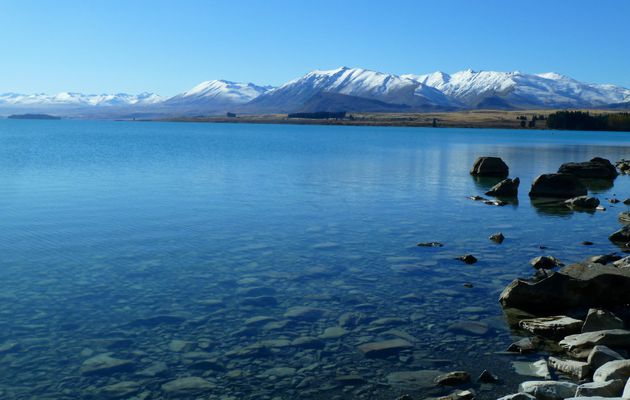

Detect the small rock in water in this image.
[434,371,471,386]
[470,156,509,177]
[489,232,505,243]
[318,326,348,340]
[609,225,630,243]
[582,241,594,245]
[0,341,19,354]
[417,241,443,247]
[610,198,621,204]
[457,254,477,264]
[477,369,499,383]
[529,255,563,269]
[97,381,141,399]
[463,283,473,288]
[486,177,520,197]
[565,195,600,209]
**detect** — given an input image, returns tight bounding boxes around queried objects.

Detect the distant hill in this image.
[8,113,61,120]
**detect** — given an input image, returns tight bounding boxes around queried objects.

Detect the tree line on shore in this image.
[546,111,630,131]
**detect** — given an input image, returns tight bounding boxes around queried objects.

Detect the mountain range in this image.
[2,67,629,118]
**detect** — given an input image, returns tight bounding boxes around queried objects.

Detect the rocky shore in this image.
[402,156,630,400]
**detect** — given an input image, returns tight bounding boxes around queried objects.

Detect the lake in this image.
[0,119,628,399]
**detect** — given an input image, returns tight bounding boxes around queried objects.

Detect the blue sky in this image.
[1,0,628,96]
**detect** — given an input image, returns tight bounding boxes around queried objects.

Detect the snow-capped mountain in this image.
[406,69,630,109]
[2,67,629,118]
[165,80,272,109]
[246,67,455,113]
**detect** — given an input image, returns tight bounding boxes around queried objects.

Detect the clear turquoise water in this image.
[0,119,628,399]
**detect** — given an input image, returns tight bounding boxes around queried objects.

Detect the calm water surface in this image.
[0,120,628,399]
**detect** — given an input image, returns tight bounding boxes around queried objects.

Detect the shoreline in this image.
[153,109,630,131]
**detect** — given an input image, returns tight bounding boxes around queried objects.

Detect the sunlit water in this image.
[0,120,628,400]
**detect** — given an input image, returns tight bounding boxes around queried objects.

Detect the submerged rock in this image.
[283,306,325,321]
[161,377,215,395]
[512,360,551,379]
[386,370,442,389]
[529,173,587,198]
[97,381,141,399]
[565,195,600,209]
[80,354,134,376]
[519,316,583,340]
[470,156,509,177]
[477,369,499,383]
[507,337,541,353]
[447,321,490,336]
[558,157,618,179]
[417,241,444,247]
[434,371,471,386]
[486,177,520,197]
[357,338,413,358]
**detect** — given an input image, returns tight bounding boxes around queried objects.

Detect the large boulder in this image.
[486,177,520,197]
[593,360,630,383]
[518,380,578,400]
[582,309,624,333]
[519,316,583,340]
[587,345,625,370]
[499,263,630,314]
[558,157,619,179]
[559,330,630,359]
[575,379,625,397]
[609,226,630,244]
[470,157,509,177]
[529,173,587,198]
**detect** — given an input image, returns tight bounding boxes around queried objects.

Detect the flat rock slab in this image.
[560,330,630,358]
[283,306,325,321]
[518,380,578,400]
[548,356,590,379]
[519,316,583,340]
[512,360,551,379]
[588,345,625,370]
[386,370,442,389]
[357,338,413,358]
[575,379,625,397]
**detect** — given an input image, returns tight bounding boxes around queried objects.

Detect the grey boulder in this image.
[529,173,587,198]
[470,156,509,177]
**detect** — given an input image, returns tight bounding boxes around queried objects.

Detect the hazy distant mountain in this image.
[164,80,272,112]
[406,70,630,109]
[2,67,629,118]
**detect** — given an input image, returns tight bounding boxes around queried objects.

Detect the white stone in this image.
[593,360,630,383]
[518,380,578,400]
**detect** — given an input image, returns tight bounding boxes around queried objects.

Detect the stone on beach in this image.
[519,316,583,340]
[593,360,630,382]
[575,379,625,397]
[560,330,630,359]
[528,173,587,198]
[547,356,590,379]
[486,177,520,197]
[582,309,624,333]
[357,338,413,358]
[587,346,625,370]
[470,156,509,177]
[530,256,563,270]
[558,157,619,179]
[518,380,578,400]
